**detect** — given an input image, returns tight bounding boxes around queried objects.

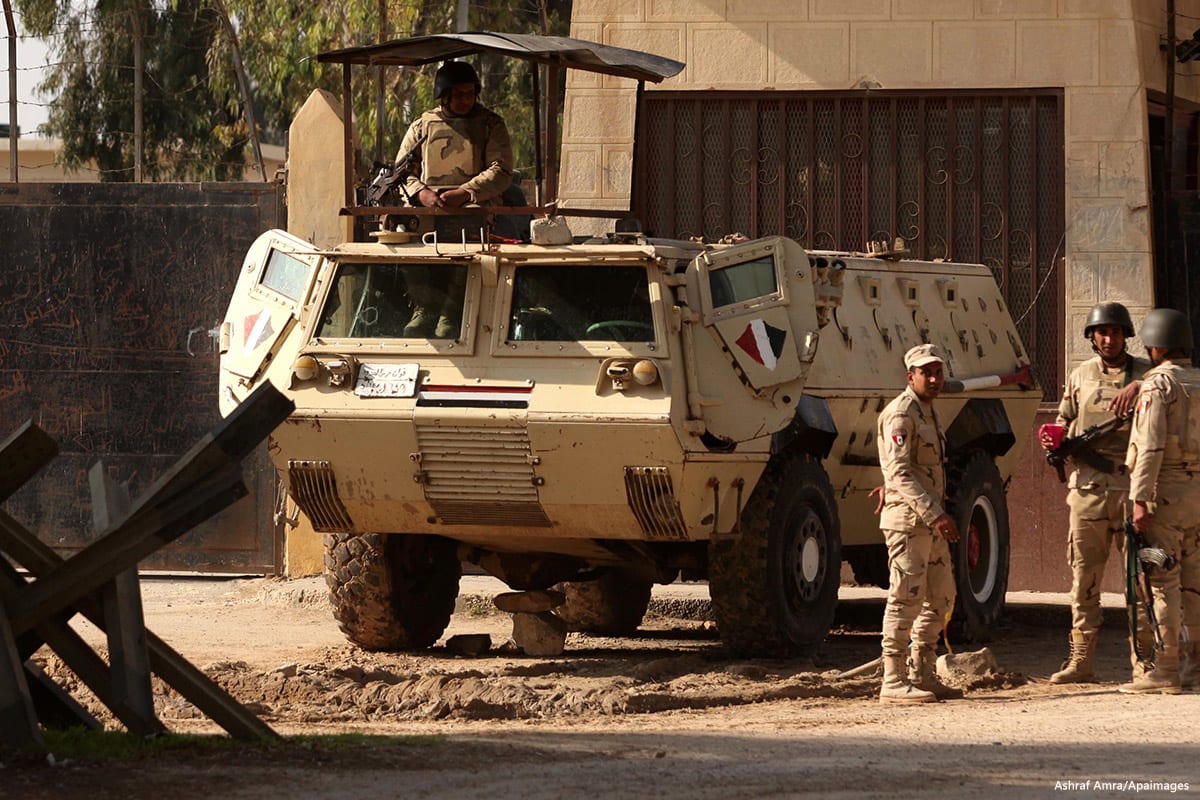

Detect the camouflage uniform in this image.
[1121,360,1200,693]
[877,381,957,702]
[397,105,513,206]
[1050,354,1153,683]
[394,104,510,336]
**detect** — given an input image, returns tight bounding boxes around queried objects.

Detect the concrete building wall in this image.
[561,0,1200,591]
[563,1,1198,356]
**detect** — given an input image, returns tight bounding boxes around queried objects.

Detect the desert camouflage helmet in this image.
[1139,307,1193,352]
[1082,302,1134,339]
[434,61,481,101]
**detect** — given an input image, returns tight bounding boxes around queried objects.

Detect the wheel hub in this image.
[800,534,821,583]
[790,511,825,602]
[967,522,981,572]
[967,496,999,602]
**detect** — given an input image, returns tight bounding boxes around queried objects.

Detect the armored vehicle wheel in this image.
[553,570,653,635]
[844,544,890,589]
[708,455,841,657]
[323,532,461,651]
[945,451,1010,642]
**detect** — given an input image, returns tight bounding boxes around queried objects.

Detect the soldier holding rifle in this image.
[1041,302,1151,684]
[1120,308,1200,694]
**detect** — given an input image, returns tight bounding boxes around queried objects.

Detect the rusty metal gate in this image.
[0,181,284,573]
[634,89,1065,398]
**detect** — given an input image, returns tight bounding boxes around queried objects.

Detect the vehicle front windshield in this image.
[508,264,654,343]
[315,262,467,339]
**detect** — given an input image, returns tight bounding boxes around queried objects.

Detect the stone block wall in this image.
[563,0,1200,363]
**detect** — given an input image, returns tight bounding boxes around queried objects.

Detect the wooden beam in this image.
[0,533,272,740]
[4,383,291,633]
[1,560,164,737]
[0,609,43,749]
[3,465,248,635]
[92,464,157,730]
[25,661,102,732]
[0,419,59,503]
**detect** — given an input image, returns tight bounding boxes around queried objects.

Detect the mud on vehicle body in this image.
[218,34,1041,656]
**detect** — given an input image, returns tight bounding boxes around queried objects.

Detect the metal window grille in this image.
[635,90,1064,398]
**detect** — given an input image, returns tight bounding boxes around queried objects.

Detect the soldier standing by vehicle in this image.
[876,344,962,704]
[1120,308,1200,694]
[1043,302,1152,684]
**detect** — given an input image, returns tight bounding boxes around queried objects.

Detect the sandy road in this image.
[6,576,1198,800]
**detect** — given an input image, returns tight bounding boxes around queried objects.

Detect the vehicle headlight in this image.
[632,360,659,386]
[292,354,320,382]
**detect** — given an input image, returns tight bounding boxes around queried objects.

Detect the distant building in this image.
[1,134,285,184]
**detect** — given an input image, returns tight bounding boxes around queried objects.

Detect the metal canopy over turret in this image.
[315,31,684,221]
[317,32,684,84]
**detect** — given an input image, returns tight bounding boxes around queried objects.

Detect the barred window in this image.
[634,90,1064,399]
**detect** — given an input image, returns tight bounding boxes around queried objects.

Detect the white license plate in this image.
[354,362,419,397]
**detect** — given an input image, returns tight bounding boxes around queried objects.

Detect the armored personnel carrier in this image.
[218,33,1041,656]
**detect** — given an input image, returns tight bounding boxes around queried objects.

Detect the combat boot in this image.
[1120,627,1182,694]
[1179,626,1200,690]
[909,644,963,700]
[1129,629,1156,681]
[404,306,435,337]
[879,653,936,704]
[1049,629,1097,684]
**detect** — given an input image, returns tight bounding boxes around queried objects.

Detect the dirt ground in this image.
[6,576,1199,799]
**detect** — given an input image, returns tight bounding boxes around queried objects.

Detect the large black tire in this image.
[844,544,890,589]
[553,571,653,635]
[708,455,841,657]
[323,532,461,651]
[945,451,1010,642]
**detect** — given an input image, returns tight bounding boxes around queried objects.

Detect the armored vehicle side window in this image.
[508,265,653,342]
[315,262,468,339]
[708,255,777,308]
[261,249,312,301]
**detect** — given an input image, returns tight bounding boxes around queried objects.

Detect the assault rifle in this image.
[1045,413,1130,483]
[1125,517,1177,663]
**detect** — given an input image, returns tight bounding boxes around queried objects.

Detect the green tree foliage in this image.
[20,0,571,182]
[17,0,248,181]
[211,0,571,177]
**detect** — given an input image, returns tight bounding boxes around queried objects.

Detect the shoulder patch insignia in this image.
[1138,394,1153,414]
[891,431,906,448]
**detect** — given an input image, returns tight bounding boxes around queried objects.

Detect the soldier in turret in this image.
[1043,302,1153,684]
[1120,308,1200,694]
[393,60,514,337]
[397,60,513,214]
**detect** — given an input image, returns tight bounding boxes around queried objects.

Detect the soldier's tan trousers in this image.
[1066,486,1148,634]
[881,526,956,657]
[1140,477,1200,633]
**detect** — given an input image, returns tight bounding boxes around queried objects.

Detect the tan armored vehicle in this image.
[218,34,1041,656]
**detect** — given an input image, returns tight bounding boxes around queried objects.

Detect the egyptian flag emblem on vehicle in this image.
[735,319,787,370]
[242,309,274,356]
